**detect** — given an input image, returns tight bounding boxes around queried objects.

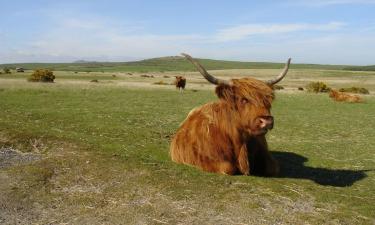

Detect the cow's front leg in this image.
[263,152,279,176]
[237,144,250,175]
[253,149,279,177]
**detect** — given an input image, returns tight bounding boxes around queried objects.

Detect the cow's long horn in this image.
[181,53,230,85]
[266,58,292,85]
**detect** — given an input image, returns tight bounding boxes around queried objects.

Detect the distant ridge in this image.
[73,60,99,63]
[0,56,373,72]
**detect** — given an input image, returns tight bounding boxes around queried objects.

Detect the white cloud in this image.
[4,17,203,63]
[214,22,345,42]
[62,18,104,30]
[26,30,203,60]
[1,15,374,65]
[198,34,375,65]
[295,0,375,6]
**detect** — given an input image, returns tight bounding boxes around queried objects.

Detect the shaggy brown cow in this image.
[170,53,291,176]
[175,76,186,91]
[329,90,363,103]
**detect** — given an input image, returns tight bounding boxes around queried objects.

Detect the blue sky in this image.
[1,0,375,65]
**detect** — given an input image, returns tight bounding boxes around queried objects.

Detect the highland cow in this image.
[329,90,363,103]
[175,76,186,92]
[170,53,291,176]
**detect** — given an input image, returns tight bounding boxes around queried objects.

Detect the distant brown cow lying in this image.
[175,76,186,91]
[170,53,291,176]
[329,90,363,103]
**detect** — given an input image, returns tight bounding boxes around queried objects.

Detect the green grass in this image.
[1,56,349,72]
[0,80,374,224]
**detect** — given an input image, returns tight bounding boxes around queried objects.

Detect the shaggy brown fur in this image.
[175,76,186,91]
[329,90,363,103]
[170,78,280,176]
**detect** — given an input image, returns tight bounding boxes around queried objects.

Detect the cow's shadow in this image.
[271,151,370,187]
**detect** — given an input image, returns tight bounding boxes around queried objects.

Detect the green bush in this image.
[153,80,169,85]
[306,81,331,93]
[273,85,284,90]
[3,68,11,74]
[339,87,369,95]
[28,69,55,82]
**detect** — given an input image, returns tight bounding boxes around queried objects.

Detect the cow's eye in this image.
[241,98,249,104]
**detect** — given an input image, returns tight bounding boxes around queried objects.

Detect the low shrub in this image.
[28,69,55,82]
[298,87,304,91]
[141,74,154,78]
[153,81,168,85]
[306,81,331,93]
[3,68,11,74]
[90,79,99,83]
[273,85,284,90]
[339,87,369,95]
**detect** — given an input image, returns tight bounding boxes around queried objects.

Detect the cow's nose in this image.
[259,116,274,130]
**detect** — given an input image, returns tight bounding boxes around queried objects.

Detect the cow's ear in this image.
[215,83,235,101]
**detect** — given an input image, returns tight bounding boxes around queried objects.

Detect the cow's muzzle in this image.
[258,116,274,130]
[251,116,274,135]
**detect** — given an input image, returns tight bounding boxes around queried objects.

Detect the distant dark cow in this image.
[329,90,363,103]
[170,53,291,176]
[175,76,186,91]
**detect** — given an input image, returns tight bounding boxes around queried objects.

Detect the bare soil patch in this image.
[0,147,42,169]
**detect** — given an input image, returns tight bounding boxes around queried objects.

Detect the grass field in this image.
[0,67,375,224]
[2,65,375,92]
